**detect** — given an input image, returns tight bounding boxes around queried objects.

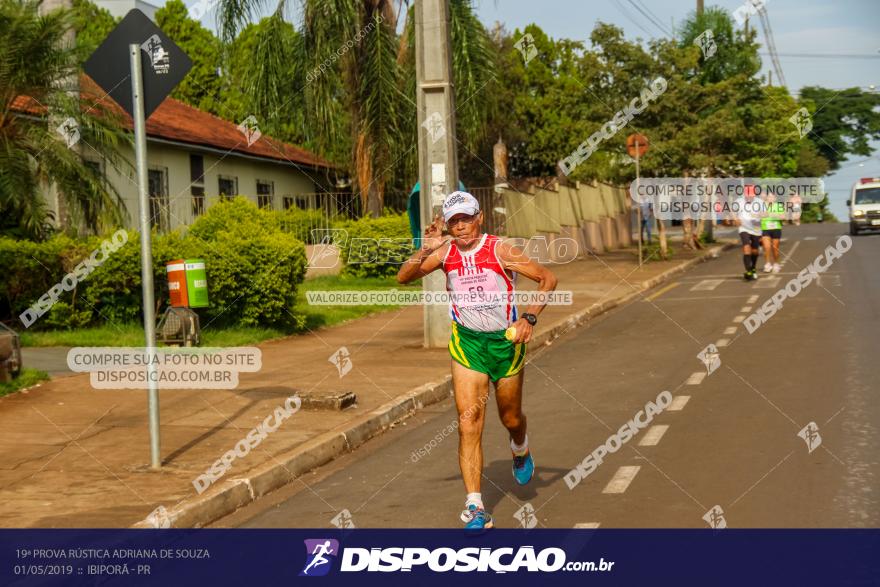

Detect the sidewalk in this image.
[0,242,732,528]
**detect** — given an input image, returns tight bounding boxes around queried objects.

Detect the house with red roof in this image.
[13,78,338,232]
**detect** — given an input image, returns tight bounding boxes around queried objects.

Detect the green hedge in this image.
[335,213,413,278]
[1,198,307,330]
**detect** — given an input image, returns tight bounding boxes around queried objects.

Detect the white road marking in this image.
[668,396,690,411]
[748,295,758,304]
[732,315,745,323]
[740,306,752,312]
[724,326,737,335]
[803,236,816,241]
[686,372,706,385]
[638,425,669,446]
[573,522,601,528]
[690,279,724,291]
[716,338,730,347]
[753,276,781,289]
[650,295,760,302]
[779,241,800,266]
[603,466,641,493]
[818,275,841,287]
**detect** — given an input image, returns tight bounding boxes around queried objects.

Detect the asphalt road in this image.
[217,223,878,529]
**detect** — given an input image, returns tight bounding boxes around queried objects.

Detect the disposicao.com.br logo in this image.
[300,541,613,575]
[300,539,340,577]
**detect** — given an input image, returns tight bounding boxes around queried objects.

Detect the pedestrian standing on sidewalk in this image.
[640,199,653,244]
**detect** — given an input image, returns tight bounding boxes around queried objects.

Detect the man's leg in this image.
[494,369,534,485]
[772,237,781,264]
[452,360,490,498]
[494,370,526,446]
[740,233,754,275]
[761,235,772,271]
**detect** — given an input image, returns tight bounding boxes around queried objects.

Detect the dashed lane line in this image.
[668,396,690,411]
[638,425,669,446]
[602,466,641,494]
[686,372,706,385]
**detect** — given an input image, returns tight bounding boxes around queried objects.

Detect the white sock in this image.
[510,434,529,455]
[465,492,483,510]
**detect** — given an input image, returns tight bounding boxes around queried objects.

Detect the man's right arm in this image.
[396,242,448,284]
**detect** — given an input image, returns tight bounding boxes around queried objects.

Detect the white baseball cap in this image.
[442,191,480,222]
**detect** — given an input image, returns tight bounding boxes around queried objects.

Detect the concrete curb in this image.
[132,242,734,529]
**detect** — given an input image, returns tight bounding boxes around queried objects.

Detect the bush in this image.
[1,198,309,330]
[43,302,92,330]
[0,234,86,326]
[336,213,413,278]
[188,196,278,241]
[276,207,336,244]
[198,230,306,327]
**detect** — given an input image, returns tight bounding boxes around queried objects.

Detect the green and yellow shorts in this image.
[448,322,526,381]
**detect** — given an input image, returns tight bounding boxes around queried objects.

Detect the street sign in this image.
[83,9,192,119]
[83,10,193,469]
[626,133,649,158]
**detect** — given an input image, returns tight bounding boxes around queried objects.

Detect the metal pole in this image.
[635,147,642,268]
[130,44,161,469]
[415,0,458,348]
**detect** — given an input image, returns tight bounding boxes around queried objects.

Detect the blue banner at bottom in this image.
[1,529,877,586]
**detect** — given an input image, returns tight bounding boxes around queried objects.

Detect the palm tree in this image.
[217,0,494,217]
[0,0,129,239]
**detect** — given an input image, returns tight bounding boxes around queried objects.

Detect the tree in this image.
[217,18,307,148]
[798,86,880,171]
[70,0,116,60]
[677,6,760,84]
[155,0,223,114]
[1,0,128,239]
[216,0,494,216]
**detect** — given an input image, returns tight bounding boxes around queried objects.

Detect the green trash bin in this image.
[184,259,209,308]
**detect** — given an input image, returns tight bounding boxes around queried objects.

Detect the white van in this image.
[848,177,880,235]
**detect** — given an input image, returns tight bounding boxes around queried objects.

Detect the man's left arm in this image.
[496,241,558,343]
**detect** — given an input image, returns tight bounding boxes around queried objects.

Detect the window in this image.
[218,175,238,200]
[190,154,204,183]
[84,159,102,175]
[257,180,274,209]
[190,154,205,218]
[282,195,295,210]
[191,185,205,217]
[148,167,170,232]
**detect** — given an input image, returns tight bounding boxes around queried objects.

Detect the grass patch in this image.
[0,368,50,397]
[20,324,144,347]
[296,274,419,331]
[20,274,417,347]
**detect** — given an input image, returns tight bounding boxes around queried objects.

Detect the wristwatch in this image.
[522,313,537,326]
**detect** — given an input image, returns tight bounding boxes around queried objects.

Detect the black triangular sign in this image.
[83,9,192,120]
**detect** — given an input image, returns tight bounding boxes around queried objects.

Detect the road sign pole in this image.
[635,147,642,268]
[130,43,161,469]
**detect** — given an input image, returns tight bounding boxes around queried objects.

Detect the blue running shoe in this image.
[512,450,534,485]
[461,504,494,532]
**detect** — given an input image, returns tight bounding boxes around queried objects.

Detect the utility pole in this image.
[697,0,703,16]
[415,0,459,348]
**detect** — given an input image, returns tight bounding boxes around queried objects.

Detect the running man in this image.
[735,184,762,280]
[397,191,558,531]
[302,541,334,575]
[760,193,785,273]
